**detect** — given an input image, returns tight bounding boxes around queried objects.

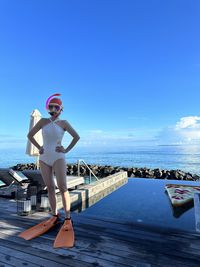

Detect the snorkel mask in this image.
[46,93,63,117]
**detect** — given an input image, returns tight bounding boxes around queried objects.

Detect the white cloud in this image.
[157,116,200,145]
[175,116,200,130]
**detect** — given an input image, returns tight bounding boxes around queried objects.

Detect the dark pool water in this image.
[77,178,200,232]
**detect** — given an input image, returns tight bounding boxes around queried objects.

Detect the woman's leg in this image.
[39,160,57,215]
[53,159,71,219]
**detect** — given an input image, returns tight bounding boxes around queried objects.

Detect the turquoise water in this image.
[1,145,200,174]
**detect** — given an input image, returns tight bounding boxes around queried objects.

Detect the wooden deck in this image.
[1,198,200,267]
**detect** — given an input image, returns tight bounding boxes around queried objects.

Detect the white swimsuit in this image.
[39,118,66,166]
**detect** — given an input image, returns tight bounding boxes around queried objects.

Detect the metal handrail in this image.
[77,159,99,184]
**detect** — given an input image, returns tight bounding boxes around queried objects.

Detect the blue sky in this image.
[0,0,200,150]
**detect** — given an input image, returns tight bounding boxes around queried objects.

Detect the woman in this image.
[27,93,80,222]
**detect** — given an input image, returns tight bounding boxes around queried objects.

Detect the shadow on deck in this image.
[1,197,200,267]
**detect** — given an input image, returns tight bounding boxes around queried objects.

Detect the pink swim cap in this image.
[46,93,62,110]
[49,98,62,106]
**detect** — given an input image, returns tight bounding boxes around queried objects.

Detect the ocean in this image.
[1,145,200,175]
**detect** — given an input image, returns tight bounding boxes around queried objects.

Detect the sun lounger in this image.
[0,168,29,198]
[22,170,85,191]
[0,168,85,198]
[0,168,29,185]
[22,170,46,188]
[9,169,29,183]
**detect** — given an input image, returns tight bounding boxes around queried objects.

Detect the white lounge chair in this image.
[0,168,29,198]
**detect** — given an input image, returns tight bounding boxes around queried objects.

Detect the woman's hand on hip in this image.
[39,147,44,154]
[55,146,66,153]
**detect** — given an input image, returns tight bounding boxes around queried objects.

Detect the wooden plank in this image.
[0,237,94,267]
[0,229,194,267]
[0,244,66,267]
[0,215,199,253]
[71,223,200,266]
[1,211,199,255]
[0,251,39,267]
[1,214,200,262]
[74,232,193,267]
[72,214,200,249]
[1,199,200,267]
[71,216,200,246]
[0,231,145,267]
[0,220,198,267]
[2,220,162,264]
[74,227,200,267]
[30,229,195,267]
[0,233,196,267]
[1,216,193,256]
[0,231,151,267]
[0,262,14,267]
[2,221,152,262]
[2,210,199,245]
[0,203,198,244]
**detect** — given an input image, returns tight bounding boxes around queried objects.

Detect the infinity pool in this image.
[75,178,199,232]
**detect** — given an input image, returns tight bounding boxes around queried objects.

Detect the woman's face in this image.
[48,104,61,116]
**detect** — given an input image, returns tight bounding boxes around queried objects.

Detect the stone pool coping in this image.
[57,171,128,209]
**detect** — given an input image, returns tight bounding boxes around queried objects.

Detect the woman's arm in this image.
[63,120,80,153]
[27,119,43,150]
